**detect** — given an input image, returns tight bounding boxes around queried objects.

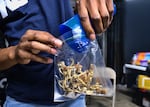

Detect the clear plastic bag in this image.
[54,15,113,102]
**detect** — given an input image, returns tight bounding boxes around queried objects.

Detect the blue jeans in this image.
[3,96,86,107]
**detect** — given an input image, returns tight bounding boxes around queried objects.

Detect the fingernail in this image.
[54,39,63,47]
[50,48,57,54]
[47,59,53,63]
[89,34,96,40]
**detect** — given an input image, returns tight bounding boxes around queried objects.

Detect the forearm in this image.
[0,46,18,71]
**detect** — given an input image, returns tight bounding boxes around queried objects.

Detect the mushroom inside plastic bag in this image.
[54,15,113,102]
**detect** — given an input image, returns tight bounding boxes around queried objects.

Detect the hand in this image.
[76,0,114,40]
[13,30,62,64]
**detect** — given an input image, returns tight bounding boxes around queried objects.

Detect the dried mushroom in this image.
[58,59,107,95]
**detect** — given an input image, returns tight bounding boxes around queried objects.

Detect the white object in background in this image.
[123,64,147,74]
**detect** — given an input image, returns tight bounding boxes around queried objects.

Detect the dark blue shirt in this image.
[0,0,73,105]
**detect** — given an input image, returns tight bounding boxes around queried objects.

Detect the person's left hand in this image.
[76,0,114,40]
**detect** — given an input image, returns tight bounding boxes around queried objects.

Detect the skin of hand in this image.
[76,0,114,40]
[11,29,63,64]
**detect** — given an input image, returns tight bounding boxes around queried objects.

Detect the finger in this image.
[86,0,103,34]
[18,59,31,64]
[106,0,114,22]
[16,49,53,64]
[31,54,53,64]
[98,0,110,30]
[76,0,96,40]
[20,41,57,55]
[21,30,63,48]
[31,49,40,54]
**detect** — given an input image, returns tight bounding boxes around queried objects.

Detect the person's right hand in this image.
[12,29,63,64]
[76,0,114,40]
